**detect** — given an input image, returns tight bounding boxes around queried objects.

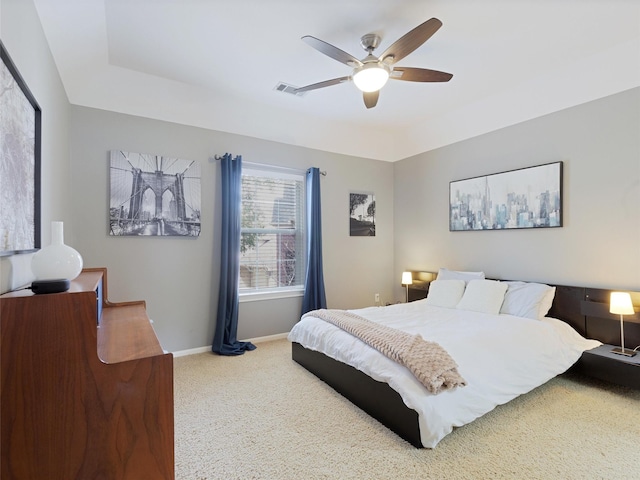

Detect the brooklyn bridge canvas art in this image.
[109,151,201,237]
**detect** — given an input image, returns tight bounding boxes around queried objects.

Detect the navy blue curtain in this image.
[212,153,256,355]
[301,167,327,315]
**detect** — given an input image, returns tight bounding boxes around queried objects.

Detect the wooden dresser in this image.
[0,267,174,479]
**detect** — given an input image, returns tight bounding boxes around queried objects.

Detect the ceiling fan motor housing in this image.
[360,33,381,52]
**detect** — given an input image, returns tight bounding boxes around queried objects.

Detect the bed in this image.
[288,271,638,448]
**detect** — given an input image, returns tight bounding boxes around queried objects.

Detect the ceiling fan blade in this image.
[363,90,379,109]
[390,67,453,82]
[379,18,443,65]
[294,76,351,93]
[302,36,362,67]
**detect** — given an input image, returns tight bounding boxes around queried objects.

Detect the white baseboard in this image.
[246,332,290,344]
[171,332,289,358]
[172,346,211,357]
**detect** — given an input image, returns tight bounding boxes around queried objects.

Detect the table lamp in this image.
[401,271,413,303]
[609,291,636,357]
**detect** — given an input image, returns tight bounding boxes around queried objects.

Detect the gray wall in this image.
[1,0,395,352]
[69,107,395,352]
[394,87,640,296]
[0,0,72,292]
[3,0,638,354]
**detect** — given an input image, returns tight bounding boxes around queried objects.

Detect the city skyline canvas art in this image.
[449,162,562,231]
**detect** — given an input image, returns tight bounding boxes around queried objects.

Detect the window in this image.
[239,165,305,297]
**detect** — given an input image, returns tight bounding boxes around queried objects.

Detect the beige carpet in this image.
[174,339,640,480]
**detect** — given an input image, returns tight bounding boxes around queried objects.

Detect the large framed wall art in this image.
[0,41,41,255]
[449,161,562,231]
[109,150,201,237]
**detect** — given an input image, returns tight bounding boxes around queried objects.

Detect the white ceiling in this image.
[33,0,640,161]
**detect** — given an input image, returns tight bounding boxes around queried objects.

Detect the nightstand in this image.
[576,344,640,389]
[408,284,429,302]
[404,271,435,302]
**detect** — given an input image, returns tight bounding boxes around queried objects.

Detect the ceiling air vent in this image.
[274,82,307,97]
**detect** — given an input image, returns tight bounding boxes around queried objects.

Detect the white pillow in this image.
[456,279,508,315]
[500,281,556,319]
[437,268,485,284]
[424,280,466,308]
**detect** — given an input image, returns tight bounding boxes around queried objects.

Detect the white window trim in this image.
[239,287,304,303]
[239,163,306,297]
[243,162,305,179]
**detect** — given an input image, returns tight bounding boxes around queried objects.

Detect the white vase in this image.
[32,221,83,281]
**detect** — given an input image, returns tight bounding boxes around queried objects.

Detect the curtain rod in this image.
[214,156,326,176]
[309,168,327,176]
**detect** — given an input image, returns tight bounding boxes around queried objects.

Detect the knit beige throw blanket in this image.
[303,309,467,394]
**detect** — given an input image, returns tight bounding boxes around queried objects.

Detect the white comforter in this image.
[288,299,601,448]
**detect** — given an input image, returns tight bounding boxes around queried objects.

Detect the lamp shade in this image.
[610,292,634,315]
[401,271,413,286]
[352,63,390,92]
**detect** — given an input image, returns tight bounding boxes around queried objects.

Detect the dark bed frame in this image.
[291,282,640,448]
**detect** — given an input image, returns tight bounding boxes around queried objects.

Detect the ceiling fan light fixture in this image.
[295,18,451,108]
[352,62,390,92]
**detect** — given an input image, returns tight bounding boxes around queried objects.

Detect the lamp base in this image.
[611,347,637,357]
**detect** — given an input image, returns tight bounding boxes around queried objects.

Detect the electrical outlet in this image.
[375,293,380,303]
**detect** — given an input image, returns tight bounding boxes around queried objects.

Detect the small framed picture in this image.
[349,192,375,236]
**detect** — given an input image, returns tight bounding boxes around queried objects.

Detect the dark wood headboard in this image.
[407,271,640,348]
[550,285,640,347]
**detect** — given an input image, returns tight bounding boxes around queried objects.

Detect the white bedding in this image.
[288,299,601,448]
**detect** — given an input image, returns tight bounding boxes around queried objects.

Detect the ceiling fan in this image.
[293,17,453,109]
